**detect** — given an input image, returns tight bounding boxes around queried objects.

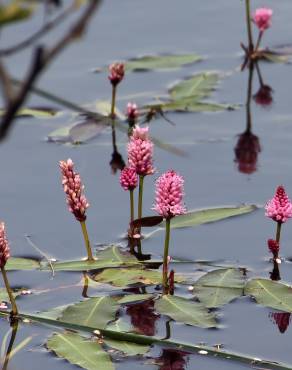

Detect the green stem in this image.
[138,175,144,220]
[111,85,116,118]
[276,222,282,244]
[2,319,18,370]
[130,189,134,223]
[255,30,263,52]
[1,267,18,315]
[162,218,171,294]
[80,221,94,261]
[245,0,254,51]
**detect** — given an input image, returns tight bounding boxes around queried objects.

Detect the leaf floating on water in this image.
[0,2,33,27]
[0,107,59,119]
[245,279,292,312]
[59,296,119,329]
[93,54,202,73]
[47,332,114,370]
[154,295,217,328]
[93,268,185,287]
[106,318,131,333]
[118,294,154,304]
[193,268,246,308]
[104,338,150,356]
[6,257,40,271]
[157,99,234,113]
[96,245,140,265]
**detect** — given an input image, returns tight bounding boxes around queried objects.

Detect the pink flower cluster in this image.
[59,159,89,222]
[0,222,10,269]
[153,170,186,219]
[265,185,292,223]
[108,63,125,86]
[127,102,139,121]
[253,8,273,32]
[120,167,138,191]
[128,126,154,176]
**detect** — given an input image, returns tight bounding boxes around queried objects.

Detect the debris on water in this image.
[198,350,208,355]
[188,286,194,292]
[0,302,8,309]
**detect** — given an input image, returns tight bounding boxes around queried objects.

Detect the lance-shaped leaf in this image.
[118,294,154,305]
[59,296,119,329]
[0,2,33,26]
[93,268,185,287]
[0,107,59,118]
[6,257,40,271]
[245,279,292,312]
[47,332,114,370]
[93,54,202,73]
[104,338,150,356]
[193,268,246,308]
[155,295,217,328]
[156,99,233,113]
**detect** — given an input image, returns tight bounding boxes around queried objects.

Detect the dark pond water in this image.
[1,0,292,369]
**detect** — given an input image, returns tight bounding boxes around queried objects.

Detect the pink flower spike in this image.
[127,102,139,121]
[108,62,125,86]
[0,222,10,269]
[120,167,138,191]
[265,185,292,223]
[128,126,155,176]
[59,159,89,222]
[153,170,186,219]
[253,8,273,32]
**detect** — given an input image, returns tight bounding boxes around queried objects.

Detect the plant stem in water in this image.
[1,267,18,315]
[276,222,282,244]
[2,319,18,370]
[130,189,134,223]
[111,85,117,118]
[137,176,145,255]
[80,221,94,261]
[245,0,254,51]
[162,218,171,294]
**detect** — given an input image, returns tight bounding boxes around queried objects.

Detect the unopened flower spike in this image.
[127,102,139,131]
[253,8,273,51]
[153,170,186,294]
[0,222,18,315]
[265,185,292,244]
[120,167,138,223]
[128,126,155,254]
[59,159,94,261]
[108,62,125,118]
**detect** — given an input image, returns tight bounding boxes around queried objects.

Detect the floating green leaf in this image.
[106,319,131,333]
[166,205,257,229]
[104,338,150,356]
[93,54,202,73]
[93,268,185,287]
[6,257,40,271]
[96,245,139,265]
[155,295,216,328]
[157,99,233,113]
[245,279,292,312]
[47,332,114,370]
[193,268,246,308]
[0,107,59,119]
[0,288,24,302]
[118,294,154,304]
[59,297,119,329]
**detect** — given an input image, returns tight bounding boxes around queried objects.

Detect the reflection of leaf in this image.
[59,297,119,329]
[163,205,258,229]
[193,268,246,308]
[245,279,292,312]
[261,51,289,63]
[6,257,40,271]
[93,268,185,287]
[0,107,59,118]
[47,332,114,370]
[0,2,33,26]
[69,119,106,143]
[93,54,202,72]
[104,338,150,356]
[155,295,217,328]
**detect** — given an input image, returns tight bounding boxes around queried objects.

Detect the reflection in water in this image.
[155,349,189,370]
[126,299,160,336]
[110,122,125,174]
[1,319,18,370]
[269,259,281,281]
[235,61,273,174]
[270,312,291,334]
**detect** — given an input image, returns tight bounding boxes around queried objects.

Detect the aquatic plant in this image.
[108,62,125,118]
[120,166,138,223]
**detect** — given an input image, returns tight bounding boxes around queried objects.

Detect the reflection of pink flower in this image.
[267,239,279,258]
[120,167,138,191]
[127,102,139,121]
[253,8,273,32]
[128,126,154,176]
[270,312,291,333]
[0,223,10,268]
[265,186,292,223]
[253,85,273,107]
[108,63,125,86]
[126,300,160,336]
[153,170,186,219]
[157,349,188,370]
[59,159,89,222]
[234,131,261,174]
